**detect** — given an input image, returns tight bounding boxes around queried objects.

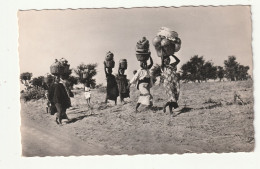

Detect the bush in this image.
[21,87,45,102]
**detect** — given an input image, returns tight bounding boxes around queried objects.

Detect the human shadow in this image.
[68,110,88,115]
[66,113,98,124]
[174,107,193,116]
[151,106,164,111]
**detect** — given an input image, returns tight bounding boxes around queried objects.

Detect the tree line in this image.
[179,55,250,83]
[20,63,97,90]
[20,55,251,91]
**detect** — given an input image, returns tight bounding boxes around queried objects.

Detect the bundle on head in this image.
[119,59,127,69]
[152,27,181,58]
[104,51,115,68]
[135,37,150,61]
[105,51,114,61]
[50,58,70,76]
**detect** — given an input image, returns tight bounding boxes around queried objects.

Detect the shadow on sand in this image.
[66,113,98,124]
[174,107,193,116]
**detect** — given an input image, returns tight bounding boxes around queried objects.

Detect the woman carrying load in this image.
[48,76,71,124]
[129,55,154,112]
[116,68,130,104]
[104,61,119,105]
[152,27,182,115]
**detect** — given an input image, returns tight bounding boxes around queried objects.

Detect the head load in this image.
[119,59,127,69]
[104,51,115,68]
[152,27,181,58]
[50,58,70,76]
[135,37,151,61]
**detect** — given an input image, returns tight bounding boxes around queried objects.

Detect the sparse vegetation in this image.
[21,87,46,102]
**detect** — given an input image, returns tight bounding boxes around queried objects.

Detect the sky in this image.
[18,6,253,84]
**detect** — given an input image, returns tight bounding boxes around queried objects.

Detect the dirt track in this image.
[20,80,254,156]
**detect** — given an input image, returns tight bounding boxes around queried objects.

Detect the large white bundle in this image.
[157,27,178,39]
[153,27,181,57]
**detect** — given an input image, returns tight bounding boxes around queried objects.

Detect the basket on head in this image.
[50,58,70,76]
[106,51,114,61]
[153,27,182,57]
[135,37,151,61]
[136,37,149,52]
[119,59,127,69]
[136,52,150,61]
[157,27,178,39]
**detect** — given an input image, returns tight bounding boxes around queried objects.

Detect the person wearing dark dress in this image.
[104,62,119,105]
[116,68,130,104]
[48,76,71,124]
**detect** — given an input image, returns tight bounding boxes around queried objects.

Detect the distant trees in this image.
[180,55,218,83]
[74,63,97,88]
[20,72,33,86]
[179,55,250,83]
[217,66,225,81]
[31,76,44,88]
[224,56,250,81]
[67,75,78,89]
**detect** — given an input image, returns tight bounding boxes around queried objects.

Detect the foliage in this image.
[74,63,97,88]
[217,66,225,81]
[20,72,33,88]
[224,56,249,81]
[201,61,217,81]
[20,87,45,102]
[180,55,205,82]
[20,72,33,82]
[31,76,44,88]
[67,75,79,89]
[224,56,239,81]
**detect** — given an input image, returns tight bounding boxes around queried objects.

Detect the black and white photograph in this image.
[18,6,254,156]
[1,1,260,169]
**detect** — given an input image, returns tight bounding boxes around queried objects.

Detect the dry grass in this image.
[20,80,254,156]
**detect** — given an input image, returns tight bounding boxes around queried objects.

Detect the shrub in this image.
[21,87,45,102]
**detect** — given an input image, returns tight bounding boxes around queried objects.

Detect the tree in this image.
[201,61,217,82]
[74,63,97,88]
[31,76,44,89]
[236,65,249,81]
[224,56,250,81]
[150,64,162,84]
[217,66,225,81]
[67,75,79,89]
[224,56,239,81]
[180,55,205,83]
[20,72,33,88]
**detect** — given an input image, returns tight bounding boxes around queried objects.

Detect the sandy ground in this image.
[20,80,254,156]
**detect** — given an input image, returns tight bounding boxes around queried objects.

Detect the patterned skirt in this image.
[161,66,180,102]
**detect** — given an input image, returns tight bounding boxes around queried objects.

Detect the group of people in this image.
[103,52,180,114]
[45,35,181,125]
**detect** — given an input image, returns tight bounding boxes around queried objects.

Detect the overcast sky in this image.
[18,6,253,84]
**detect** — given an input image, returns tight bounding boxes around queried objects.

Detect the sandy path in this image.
[21,115,104,156]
